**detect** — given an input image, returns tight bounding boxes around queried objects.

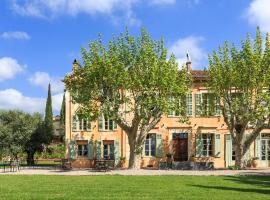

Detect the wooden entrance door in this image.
[173,138,188,161]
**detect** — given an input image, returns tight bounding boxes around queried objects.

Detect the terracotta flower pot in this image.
[120,160,126,168]
[251,159,258,168]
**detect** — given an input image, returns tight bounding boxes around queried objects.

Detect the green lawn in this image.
[0,175,269,200]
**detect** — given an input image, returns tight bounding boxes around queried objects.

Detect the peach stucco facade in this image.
[65,63,270,169]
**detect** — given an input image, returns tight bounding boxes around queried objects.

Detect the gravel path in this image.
[1,168,270,176]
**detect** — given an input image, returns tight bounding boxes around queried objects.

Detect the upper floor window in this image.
[168,94,193,117]
[72,115,91,131]
[195,93,221,117]
[98,115,117,131]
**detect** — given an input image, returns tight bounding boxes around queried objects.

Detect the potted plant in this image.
[120,157,126,168]
[166,153,173,162]
[251,157,259,168]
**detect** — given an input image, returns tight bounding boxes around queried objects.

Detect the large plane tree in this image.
[208,28,270,168]
[64,29,190,169]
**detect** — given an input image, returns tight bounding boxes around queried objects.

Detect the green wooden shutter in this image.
[195,134,202,157]
[72,115,77,131]
[215,97,221,116]
[96,140,102,160]
[113,121,117,130]
[225,134,232,167]
[186,93,192,116]
[214,134,221,157]
[69,140,76,160]
[156,134,163,157]
[255,136,261,159]
[87,119,91,131]
[114,140,120,167]
[195,94,202,116]
[88,140,94,160]
[98,116,103,131]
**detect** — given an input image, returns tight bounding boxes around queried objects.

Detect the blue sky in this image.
[0,0,269,114]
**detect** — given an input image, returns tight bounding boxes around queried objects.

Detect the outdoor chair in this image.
[10,160,20,172]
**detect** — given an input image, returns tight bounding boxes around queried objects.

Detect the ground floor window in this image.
[202,134,213,157]
[232,150,236,161]
[261,139,270,161]
[103,140,114,160]
[145,134,156,156]
[77,143,88,157]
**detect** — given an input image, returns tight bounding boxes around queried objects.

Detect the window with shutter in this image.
[88,141,94,160]
[195,134,202,157]
[145,134,156,156]
[72,115,77,131]
[98,115,117,131]
[215,97,221,116]
[114,140,120,166]
[156,134,163,157]
[195,93,202,116]
[255,135,261,159]
[214,134,221,157]
[69,141,76,160]
[186,93,193,116]
[73,115,91,131]
[96,140,102,160]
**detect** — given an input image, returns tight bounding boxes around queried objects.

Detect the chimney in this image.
[72,59,80,72]
[186,53,192,73]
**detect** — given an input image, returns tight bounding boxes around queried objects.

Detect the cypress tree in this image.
[59,93,65,142]
[60,93,65,126]
[44,83,53,143]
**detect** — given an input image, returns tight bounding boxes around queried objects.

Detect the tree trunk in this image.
[127,135,142,169]
[26,151,35,166]
[128,148,141,169]
[234,144,245,169]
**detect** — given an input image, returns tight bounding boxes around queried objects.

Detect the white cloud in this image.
[169,36,207,69]
[0,57,25,82]
[29,72,64,94]
[10,0,175,25]
[0,89,63,114]
[246,0,270,33]
[0,31,31,40]
[149,0,175,5]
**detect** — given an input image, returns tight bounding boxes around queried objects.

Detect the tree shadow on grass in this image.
[191,176,270,196]
[224,175,270,188]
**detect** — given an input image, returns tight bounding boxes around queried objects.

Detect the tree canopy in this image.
[208,27,270,167]
[64,29,190,168]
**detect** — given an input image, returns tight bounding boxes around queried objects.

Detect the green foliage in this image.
[36,144,65,159]
[64,28,190,122]
[0,110,42,159]
[44,84,53,143]
[59,94,66,142]
[64,28,190,168]
[227,165,240,170]
[60,93,65,125]
[208,27,270,167]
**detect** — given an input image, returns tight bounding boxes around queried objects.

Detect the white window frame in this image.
[144,133,156,157]
[99,115,117,131]
[72,115,91,132]
[201,133,214,157]
[168,94,192,117]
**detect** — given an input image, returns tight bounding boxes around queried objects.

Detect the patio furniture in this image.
[61,159,72,170]
[95,160,114,172]
[10,160,20,172]
[0,161,9,173]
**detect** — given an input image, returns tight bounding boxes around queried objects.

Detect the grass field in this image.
[0,175,269,200]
